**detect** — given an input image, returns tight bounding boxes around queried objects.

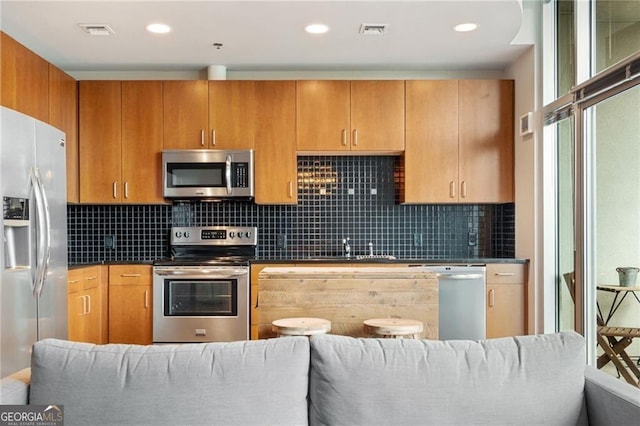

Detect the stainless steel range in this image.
[152,225,257,343]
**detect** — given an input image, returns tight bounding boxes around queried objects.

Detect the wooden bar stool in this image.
[272,317,331,337]
[363,318,424,339]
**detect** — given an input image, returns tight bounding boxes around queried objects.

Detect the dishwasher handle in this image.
[436,273,484,280]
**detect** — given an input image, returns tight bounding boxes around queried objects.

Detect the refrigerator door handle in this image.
[30,168,51,297]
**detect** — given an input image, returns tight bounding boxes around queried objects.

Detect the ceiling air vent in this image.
[78,24,115,36]
[359,24,389,35]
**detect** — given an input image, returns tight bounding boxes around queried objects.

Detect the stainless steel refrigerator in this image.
[1,106,68,379]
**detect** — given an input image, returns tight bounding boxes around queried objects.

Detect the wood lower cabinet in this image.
[67,266,105,344]
[254,81,297,204]
[296,80,404,153]
[108,265,152,345]
[403,79,514,204]
[486,263,527,338]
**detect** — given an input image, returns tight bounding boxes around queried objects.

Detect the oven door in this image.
[153,266,249,343]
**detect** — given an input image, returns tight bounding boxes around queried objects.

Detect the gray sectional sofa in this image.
[1,331,639,425]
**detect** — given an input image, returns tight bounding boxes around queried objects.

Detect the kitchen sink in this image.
[305,255,397,261]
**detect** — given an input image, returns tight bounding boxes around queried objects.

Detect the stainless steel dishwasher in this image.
[419,265,486,340]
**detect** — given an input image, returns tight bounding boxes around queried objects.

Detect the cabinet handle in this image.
[353,129,358,146]
[494,272,515,276]
[449,181,456,198]
[200,129,205,146]
[144,290,149,309]
[81,295,88,315]
[68,279,80,284]
[488,289,495,307]
[112,182,118,199]
[341,129,347,146]
[86,276,97,280]
[461,181,467,198]
[124,181,129,199]
[288,181,293,198]
[86,294,91,314]
[212,129,216,146]
[120,274,141,278]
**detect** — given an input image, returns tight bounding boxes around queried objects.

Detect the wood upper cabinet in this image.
[79,81,122,203]
[67,266,104,344]
[79,81,163,204]
[1,32,49,123]
[49,64,78,203]
[209,81,255,149]
[108,265,153,345]
[254,81,297,204]
[458,80,514,203]
[350,80,405,152]
[404,80,459,203]
[296,80,404,152]
[486,263,527,339]
[403,79,514,204]
[121,81,164,203]
[162,80,209,149]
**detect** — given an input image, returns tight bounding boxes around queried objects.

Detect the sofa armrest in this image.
[584,365,640,425]
[0,368,31,405]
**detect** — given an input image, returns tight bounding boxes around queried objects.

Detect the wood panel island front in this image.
[257,266,438,339]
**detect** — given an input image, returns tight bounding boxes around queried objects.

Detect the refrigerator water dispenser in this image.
[3,196,30,270]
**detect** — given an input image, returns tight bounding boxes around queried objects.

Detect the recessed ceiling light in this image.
[305,24,329,34]
[454,23,478,33]
[146,23,171,34]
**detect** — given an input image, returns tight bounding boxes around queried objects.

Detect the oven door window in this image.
[164,279,237,316]
[166,163,226,188]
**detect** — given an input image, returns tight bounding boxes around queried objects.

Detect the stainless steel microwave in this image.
[162,150,254,200]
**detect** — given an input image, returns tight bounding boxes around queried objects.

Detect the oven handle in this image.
[154,268,248,278]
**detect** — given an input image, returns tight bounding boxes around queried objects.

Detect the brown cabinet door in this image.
[67,267,103,344]
[121,81,164,203]
[350,80,405,152]
[209,81,255,149]
[84,286,102,344]
[67,291,84,342]
[1,32,49,122]
[49,64,78,203]
[296,80,350,151]
[458,80,514,203]
[486,263,526,338]
[79,81,122,203]
[404,80,459,203]
[109,285,152,345]
[163,80,209,149]
[254,81,297,204]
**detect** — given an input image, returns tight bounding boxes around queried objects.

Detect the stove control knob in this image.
[229,231,235,239]
[238,231,243,238]
[175,231,183,238]
[184,231,190,239]
[246,231,252,238]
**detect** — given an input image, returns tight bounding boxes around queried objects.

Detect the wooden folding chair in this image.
[563,272,640,387]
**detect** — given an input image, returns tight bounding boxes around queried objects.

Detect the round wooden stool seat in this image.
[272,317,331,337]
[363,318,424,339]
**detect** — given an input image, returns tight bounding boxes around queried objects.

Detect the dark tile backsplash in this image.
[67,156,515,265]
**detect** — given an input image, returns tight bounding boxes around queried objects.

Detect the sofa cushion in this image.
[309,332,588,426]
[30,337,310,426]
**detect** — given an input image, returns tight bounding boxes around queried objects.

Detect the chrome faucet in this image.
[342,237,351,258]
[368,242,374,256]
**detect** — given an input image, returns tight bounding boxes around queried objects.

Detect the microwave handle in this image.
[225,155,232,195]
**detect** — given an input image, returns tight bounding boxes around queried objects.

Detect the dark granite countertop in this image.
[251,258,528,265]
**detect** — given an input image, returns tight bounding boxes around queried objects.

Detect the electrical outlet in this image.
[104,234,116,250]
[277,234,287,249]
[413,233,423,247]
[468,232,477,246]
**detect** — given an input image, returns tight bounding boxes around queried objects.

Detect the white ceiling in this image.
[0,0,528,73]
